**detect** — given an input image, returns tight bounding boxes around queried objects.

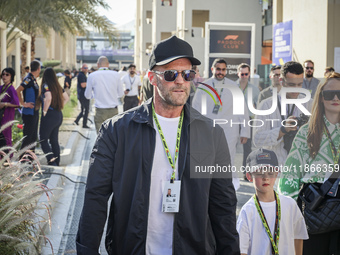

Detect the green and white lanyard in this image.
[324,122,340,165]
[152,103,183,183]
[253,191,281,255]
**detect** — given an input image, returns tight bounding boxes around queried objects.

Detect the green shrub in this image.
[42,60,61,68]
[0,143,52,254]
[62,87,78,118]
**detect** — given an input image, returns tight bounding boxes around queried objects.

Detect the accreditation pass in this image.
[162,180,181,213]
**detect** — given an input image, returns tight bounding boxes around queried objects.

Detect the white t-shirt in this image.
[84,68,124,108]
[145,113,180,255]
[237,194,308,255]
[121,74,142,96]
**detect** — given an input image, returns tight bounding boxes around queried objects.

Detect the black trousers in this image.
[123,95,139,111]
[21,111,39,151]
[40,110,63,166]
[303,230,340,255]
[75,96,90,127]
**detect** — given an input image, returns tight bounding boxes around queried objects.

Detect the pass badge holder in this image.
[162,180,181,213]
[212,104,221,114]
[152,103,183,213]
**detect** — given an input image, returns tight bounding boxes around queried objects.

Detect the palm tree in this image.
[0,0,118,75]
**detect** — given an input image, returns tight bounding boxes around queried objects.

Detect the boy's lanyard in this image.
[152,103,183,183]
[253,191,281,255]
[324,122,340,165]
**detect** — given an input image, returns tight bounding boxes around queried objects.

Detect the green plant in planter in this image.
[0,143,53,254]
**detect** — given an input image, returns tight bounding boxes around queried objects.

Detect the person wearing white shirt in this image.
[192,58,250,190]
[253,61,313,167]
[121,64,142,111]
[237,63,260,172]
[85,56,124,132]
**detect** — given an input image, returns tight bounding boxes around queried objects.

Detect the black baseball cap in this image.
[149,35,201,70]
[246,148,278,172]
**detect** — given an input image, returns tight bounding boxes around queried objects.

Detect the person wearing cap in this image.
[237,148,308,255]
[77,35,239,255]
[121,63,142,111]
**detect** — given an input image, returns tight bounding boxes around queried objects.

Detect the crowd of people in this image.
[0,60,68,165]
[74,36,340,255]
[1,35,340,254]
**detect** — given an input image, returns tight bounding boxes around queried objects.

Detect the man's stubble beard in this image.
[156,80,189,108]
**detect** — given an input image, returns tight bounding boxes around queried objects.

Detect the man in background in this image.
[121,64,142,111]
[16,60,41,152]
[237,63,260,169]
[302,59,320,98]
[74,64,90,128]
[85,56,124,132]
[257,65,281,105]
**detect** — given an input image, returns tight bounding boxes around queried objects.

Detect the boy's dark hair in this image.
[30,60,41,72]
[281,61,304,79]
[211,58,227,68]
[24,66,29,71]
[237,63,250,72]
[64,69,71,75]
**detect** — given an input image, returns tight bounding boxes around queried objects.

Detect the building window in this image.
[146,10,152,24]
[146,42,152,55]
[161,32,172,41]
[192,10,209,37]
[161,0,172,6]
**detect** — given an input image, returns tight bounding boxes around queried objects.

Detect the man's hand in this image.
[23,102,35,109]
[240,137,248,144]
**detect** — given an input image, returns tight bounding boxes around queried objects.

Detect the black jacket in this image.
[77,99,239,255]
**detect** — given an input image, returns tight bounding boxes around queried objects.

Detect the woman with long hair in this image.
[0,68,19,147]
[279,72,340,254]
[39,67,68,166]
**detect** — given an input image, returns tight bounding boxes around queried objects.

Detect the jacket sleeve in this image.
[209,126,240,255]
[76,120,117,254]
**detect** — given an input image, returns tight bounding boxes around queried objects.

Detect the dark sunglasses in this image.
[216,68,227,72]
[152,70,196,82]
[241,73,249,77]
[1,73,10,77]
[305,67,314,70]
[322,90,340,101]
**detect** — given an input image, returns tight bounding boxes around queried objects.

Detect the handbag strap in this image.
[320,164,340,196]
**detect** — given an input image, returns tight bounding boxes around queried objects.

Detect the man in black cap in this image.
[77,36,239,255]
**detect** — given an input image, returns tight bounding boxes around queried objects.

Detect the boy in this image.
[237,148,308,255]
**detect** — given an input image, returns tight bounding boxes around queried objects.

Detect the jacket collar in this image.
[131,97,206,126]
